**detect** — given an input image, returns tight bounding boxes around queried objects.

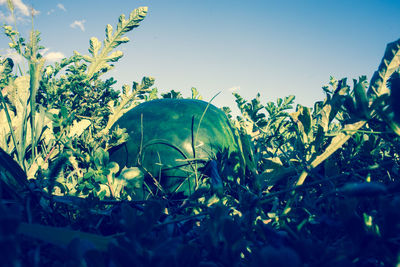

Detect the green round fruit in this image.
[109,99,243,196]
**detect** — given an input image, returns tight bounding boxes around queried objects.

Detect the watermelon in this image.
[109,99,246,196]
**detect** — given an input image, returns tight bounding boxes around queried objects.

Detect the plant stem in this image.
[29,61,38,163]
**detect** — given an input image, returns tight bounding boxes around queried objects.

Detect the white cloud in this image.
[70,20,86,31]
[57,3,66,11]
[47,9,54,15]
[0,0,39,22]
[44,51,65,62]
[0,48,64,66]
[0,0,29,16]
[9,0,29,16]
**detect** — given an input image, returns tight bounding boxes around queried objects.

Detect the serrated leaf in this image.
[130,6,148,23]
[353,78,370,119]
[105,24,113,42]
[318,104,331,132]
[88,37,102,57]
[121,84,129,95]
[140,76,155,89]
[113,37,130,47]
[117,14,126,32]
[296,120,366,186]
[316,80,349,132]
[82,55,93,63]
[388,71,400,126]
[105,50,123,62]
[290,105,312,142]
[284,95,296,106]
[86,7,148,79]
[368,38,400,97]
[0,57,13,75]
[191,87,202,100]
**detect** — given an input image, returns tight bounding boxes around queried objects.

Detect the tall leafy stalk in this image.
[81,7,148,80]
[1,3,45,170]
[27,29,45,164]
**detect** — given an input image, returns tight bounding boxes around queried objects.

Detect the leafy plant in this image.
[1,4,400,266]
[0,5,155,199]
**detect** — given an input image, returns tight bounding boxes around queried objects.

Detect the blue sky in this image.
[1,0,399,114]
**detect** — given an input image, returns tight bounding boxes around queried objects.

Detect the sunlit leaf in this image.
[105,50,123,62]
[89,37,102,57]
[86,7,148,79]
[68,119,91,138]
[368,38,400,97]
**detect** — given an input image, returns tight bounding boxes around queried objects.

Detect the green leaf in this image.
[113,37,130,46]
[161,90,183,99]
[140,76,155,90]
[296,120,366,186]
[107,161,119,175]
[0,57,13,76]
[89,37,102,57]
[105,50,123,62]
[85,7,148,79]
[191,87,203,100]
[105,24,113,42]
[388,71,400,121]
[100,76,155,137]
[386,70,400,136]
[94,148,109,167]
[353,77,370,119]
[67,119,91,138]
[82,55,92,62]
[368,38,400,97]
[290,105,312,142]
[316,79,349,132]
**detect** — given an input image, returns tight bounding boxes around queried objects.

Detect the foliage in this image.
[1,5,152,199]
[1,4,400,266]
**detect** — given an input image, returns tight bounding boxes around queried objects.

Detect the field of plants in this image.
[1,4,400,266]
